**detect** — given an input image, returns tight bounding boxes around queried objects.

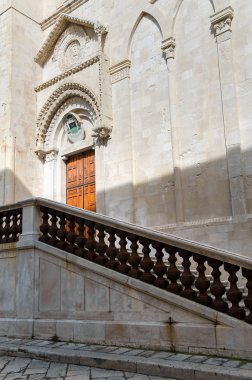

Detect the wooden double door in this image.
[66,150,96,212]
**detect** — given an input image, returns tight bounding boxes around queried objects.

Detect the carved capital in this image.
[161,37,176,60]
[92,125,112,145]
[94,22,108,35]
[35,149,58,163]
[109,59,131,84]
[45,150,59,163]
[210,6,234,38]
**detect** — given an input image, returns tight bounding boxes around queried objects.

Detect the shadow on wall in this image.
[1,142,252,258]
[0,169,33,206]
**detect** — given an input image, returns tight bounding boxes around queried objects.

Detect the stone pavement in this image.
[0,337,252,380]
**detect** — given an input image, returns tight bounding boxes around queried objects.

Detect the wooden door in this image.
[66,150,96,211]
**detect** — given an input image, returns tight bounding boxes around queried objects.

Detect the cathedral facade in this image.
[1,0,252,255]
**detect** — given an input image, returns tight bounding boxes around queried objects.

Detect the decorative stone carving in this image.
[161,37,176,60]
[92,125,112,142]
[36,82,100,151]
[45,150,59,162]
[63,112,85,143]
[35,55,100,92]
[35,13,107,65]
[210,6,234,38]
[109,60,131,84]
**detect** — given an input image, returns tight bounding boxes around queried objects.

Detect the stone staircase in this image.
[1,197,252,361]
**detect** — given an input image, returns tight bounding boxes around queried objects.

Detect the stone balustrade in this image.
[1,197,252,324]
[0,204,22,244]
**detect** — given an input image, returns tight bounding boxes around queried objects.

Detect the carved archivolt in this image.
[36,82,100,150]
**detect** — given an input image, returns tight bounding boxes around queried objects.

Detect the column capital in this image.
[161,37,176,60]
[210,6,234,39]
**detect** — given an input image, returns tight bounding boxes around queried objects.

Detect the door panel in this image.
[66,187,83,208]
[66,150,96,212]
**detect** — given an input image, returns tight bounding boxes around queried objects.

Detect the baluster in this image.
[139,238,155,284]
[242,268,252,324]
[116,231,130,274]
[39,206,50,243]
[127,234,142,279]
[75,217,88,258]
[106,227,119,270]
[65,214,77,254]
[224,263,245,320]
[2,212,11,243]
[208,258,228,313]
[179,249,196,300]
[56,212,68,250]
[17,209,22,237]
[95,224,109,266]
[84,220,97,261]
[0,212,4,243]
[9,210,18,243]
[193,254,212,306]
[47,209,59,247]
[166,246,182,294]
[152,242,167,289]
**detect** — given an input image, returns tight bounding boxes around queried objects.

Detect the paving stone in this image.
[204,357,229,366]
[124,349,144,356]
[28,375,49,380]
[138,351,156,358]
[91,368,124,378]
[24,368,48,375]
[47,362,67,378]
[125,373,149,379]
[27,359,50,369]
[222,359,242,368]
[185,355,207,363]
[112,348,132,355]
[168,353,192,361]
[66,376,90,380]
[2,358,31,373]
[240,362,252,369]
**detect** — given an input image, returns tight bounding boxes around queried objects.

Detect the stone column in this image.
[44,150,59,200]
[210,6,247,220]
[161,37,184,223]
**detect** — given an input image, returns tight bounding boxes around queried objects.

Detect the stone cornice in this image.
[35,54,100,92]
[35,13,107,65]
[109,59,131,84]
[41,0,88,30]
[210,6,234,37]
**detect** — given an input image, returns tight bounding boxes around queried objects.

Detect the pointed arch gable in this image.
[172,0,216,33]
[127,11,165,57]
[36,82,100,150]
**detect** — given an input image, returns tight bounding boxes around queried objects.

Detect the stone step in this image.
[0,337,252,380]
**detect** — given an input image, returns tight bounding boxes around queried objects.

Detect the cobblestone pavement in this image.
[0,355,173,380]
[0,337,252,379]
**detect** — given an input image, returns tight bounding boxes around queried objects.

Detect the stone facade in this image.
[1,0,252,255]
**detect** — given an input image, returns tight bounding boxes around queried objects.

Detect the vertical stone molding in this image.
[161,37,184,223]
[210,7,247,219]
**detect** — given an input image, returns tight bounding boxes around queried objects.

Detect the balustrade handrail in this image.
[19,197,252,270]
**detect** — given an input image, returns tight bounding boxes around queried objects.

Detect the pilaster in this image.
[210,7,247,220]
[162,37,184,223]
